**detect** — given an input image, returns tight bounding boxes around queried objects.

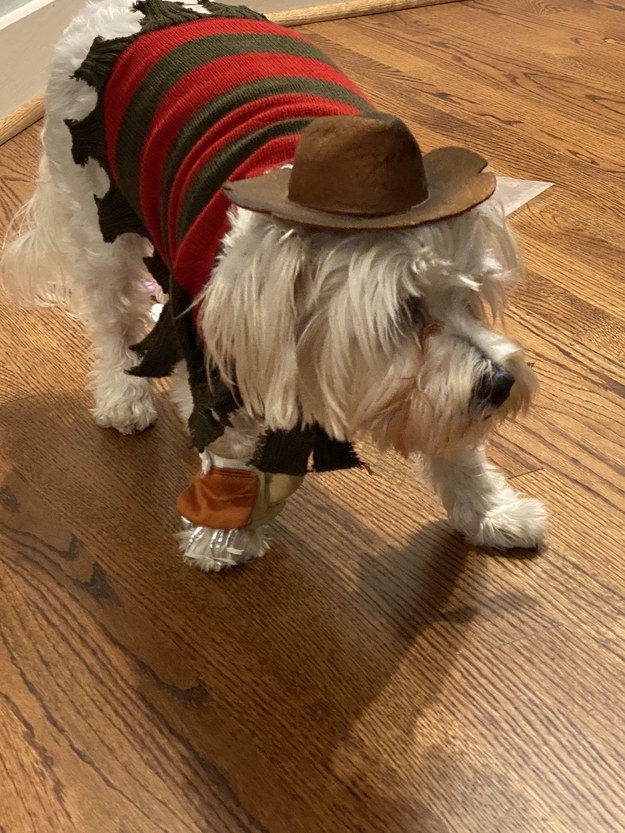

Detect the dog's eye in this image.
[468,295,486,320]
[396,296,424,333]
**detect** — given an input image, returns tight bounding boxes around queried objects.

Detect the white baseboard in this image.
[0,0,83,123]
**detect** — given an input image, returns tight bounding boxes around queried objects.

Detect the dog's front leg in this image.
[171,407,303,571]
[176,458,305,572]
[421,446,548,550]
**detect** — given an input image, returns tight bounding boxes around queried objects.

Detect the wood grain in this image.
[1,1,625,831]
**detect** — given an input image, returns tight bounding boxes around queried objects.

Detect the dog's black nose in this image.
[474,366,515,411]
[488,367,515,407]
[490,367,514,408]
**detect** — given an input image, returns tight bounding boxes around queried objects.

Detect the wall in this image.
[0,0,83,122]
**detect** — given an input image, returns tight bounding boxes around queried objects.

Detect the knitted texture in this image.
[107,17,371,300]
[71,0,371,294]
[68,0,370,472]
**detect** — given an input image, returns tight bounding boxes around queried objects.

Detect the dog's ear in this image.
[199,212,306,430]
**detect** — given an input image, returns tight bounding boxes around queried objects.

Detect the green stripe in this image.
[96,187,146,242]
[175,117,310,245]
[194,1,268,23]
[115,31,344,213]
[135,0,205,33]
[160,75,370,251]
[135,0,268,33]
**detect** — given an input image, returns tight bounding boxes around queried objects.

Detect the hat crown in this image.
[287,114,429,217]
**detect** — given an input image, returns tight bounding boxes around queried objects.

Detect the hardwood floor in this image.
[1,1,624,831]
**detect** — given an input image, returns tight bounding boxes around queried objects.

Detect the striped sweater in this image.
[69,0,370,472]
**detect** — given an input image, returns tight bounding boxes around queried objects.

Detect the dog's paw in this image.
[93,378,157,434]
[451,495,548,550]
[177,522,270,571]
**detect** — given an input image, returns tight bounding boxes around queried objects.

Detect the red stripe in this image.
[174,135,301,301]
[137,52,367,255]
[103,16,340,180]
[166,93,362,260]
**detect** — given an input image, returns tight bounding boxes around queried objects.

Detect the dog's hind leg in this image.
[53,171,156,434]
[421,445,548,550]
[73,229,158,435]
[47,159,157,433]
[2,125,157,434]
[48,157,158,435]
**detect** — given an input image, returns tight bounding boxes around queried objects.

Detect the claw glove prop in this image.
[177,454,303,570]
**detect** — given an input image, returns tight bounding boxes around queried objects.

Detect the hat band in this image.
[287,182,430,218]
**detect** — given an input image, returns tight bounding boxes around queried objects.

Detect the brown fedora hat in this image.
[224,113,496,231]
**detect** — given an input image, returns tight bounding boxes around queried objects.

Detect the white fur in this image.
[202,202,535,456]
[421,447,548,549]
[0,0,548,568]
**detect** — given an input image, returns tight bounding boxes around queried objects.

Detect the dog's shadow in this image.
[2,390,476,832]
[149,467,477,833]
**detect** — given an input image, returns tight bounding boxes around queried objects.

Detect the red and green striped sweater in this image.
[68,0,371,471]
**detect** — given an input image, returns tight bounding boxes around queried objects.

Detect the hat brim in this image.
[223,147,496,231]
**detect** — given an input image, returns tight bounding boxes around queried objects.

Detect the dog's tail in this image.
[1,148,75,309]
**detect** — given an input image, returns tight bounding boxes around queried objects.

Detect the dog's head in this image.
[198,195,536,457]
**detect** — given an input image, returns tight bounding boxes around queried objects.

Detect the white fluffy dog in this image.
[1,0,547,570]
